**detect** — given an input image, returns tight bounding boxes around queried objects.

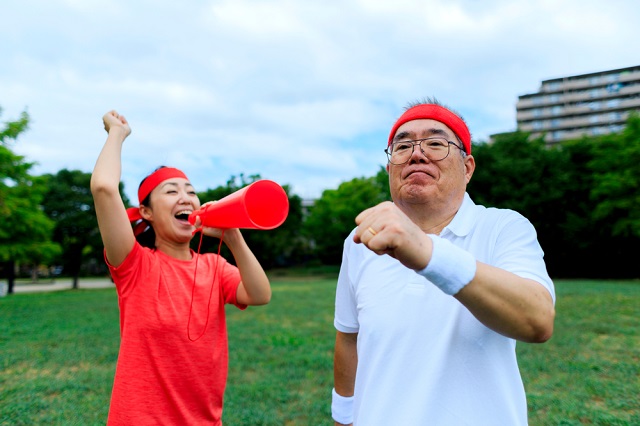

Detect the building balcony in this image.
[518,111,631,133]
[517,83,640,111]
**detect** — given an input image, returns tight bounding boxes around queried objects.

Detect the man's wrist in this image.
[332,388,354,424]
[416,234,476,295]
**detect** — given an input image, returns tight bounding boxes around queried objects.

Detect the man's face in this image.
[386,119,474,207]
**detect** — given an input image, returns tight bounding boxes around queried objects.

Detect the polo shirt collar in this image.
[440,192,477,238]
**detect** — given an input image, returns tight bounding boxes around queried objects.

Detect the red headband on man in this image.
[126,167,189,235]
[388,104,471,155]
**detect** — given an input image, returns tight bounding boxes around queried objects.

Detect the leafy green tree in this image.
[565,114,640,278]
[588,113,640,238]
[304,167,390,265]
[0,108,60,293]
[468,132,583,277]
[41,169,129,288]
[469,118,640,279]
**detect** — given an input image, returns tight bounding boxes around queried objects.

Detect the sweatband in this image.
[388,104,471,155]
[416,235,477,295]
[137,167,188,203]
[331,388,354,424]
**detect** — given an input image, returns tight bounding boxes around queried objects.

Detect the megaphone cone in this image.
[188,180,289,230]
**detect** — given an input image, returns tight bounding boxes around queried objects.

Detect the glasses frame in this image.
[384,137,464,165]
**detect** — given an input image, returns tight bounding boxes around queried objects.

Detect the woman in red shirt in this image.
[91,110,272,425]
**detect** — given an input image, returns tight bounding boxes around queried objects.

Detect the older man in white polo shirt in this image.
[332,98,556,426]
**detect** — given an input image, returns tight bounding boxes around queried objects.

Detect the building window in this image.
[547,82,561,91]
[606,83,622,93]
[607,73,620,82]
[533,121,543,130]
[589,115,600,123]
[552,106,563,115]
[606,98,621,108]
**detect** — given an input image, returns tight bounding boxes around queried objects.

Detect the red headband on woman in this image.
[126,167,189,235]
[387,104,471,155]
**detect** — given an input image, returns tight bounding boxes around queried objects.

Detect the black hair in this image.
[134,166,170,249]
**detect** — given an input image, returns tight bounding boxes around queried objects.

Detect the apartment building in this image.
[516,65,640,143]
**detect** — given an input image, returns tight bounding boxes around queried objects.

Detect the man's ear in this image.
[464,155,475,184]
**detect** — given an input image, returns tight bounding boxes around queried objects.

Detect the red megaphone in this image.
[188,180,289,230]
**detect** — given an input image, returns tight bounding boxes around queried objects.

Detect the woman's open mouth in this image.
[174,210,193,224]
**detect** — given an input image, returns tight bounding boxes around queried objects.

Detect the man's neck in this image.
[397,194,464,235]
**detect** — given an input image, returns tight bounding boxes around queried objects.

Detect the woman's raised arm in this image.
[90,110,135,267]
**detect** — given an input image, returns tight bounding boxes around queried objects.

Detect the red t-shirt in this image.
[106,243,245,425]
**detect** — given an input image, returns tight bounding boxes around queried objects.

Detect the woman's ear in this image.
[139,205,153,221]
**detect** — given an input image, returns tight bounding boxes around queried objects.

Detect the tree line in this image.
[2,108,639,293]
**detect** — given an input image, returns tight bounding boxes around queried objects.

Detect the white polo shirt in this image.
[334,193,555,426]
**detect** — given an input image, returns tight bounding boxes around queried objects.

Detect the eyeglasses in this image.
[384,137,464,165]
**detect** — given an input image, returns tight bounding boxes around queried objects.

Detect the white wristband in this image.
[416,234,477,295]
[332,388,354,424]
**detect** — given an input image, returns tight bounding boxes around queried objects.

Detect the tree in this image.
[41,169,128,288]
[588,113,640,238]
[0,108,61,293]
[468,119,640,279]
[468,131,585,277]
[570,113,640,278]
[303,167,390,265]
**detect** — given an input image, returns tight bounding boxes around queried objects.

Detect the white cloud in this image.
[1,0,639,202]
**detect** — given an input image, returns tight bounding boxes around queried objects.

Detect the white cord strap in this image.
[416,234,477,295]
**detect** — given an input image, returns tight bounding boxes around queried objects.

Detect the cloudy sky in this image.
[2,0,639,202]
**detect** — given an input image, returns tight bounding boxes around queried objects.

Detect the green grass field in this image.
[1,277,638,425]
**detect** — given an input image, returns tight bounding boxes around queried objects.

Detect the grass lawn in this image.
[519,280,640,425]
[1,277,638,425]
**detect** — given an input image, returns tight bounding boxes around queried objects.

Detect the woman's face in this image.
[141,178,201,243]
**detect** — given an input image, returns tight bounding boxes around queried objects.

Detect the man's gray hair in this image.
[405,97,468,157]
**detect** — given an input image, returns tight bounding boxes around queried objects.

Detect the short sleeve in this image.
[334,233,360,333]
[106,242,148,297]
[215,256,246,310]
[491,213,556,303]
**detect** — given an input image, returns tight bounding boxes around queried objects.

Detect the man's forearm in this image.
[333,331,358,425]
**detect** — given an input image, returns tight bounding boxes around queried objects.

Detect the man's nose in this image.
[409,143,429,163]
